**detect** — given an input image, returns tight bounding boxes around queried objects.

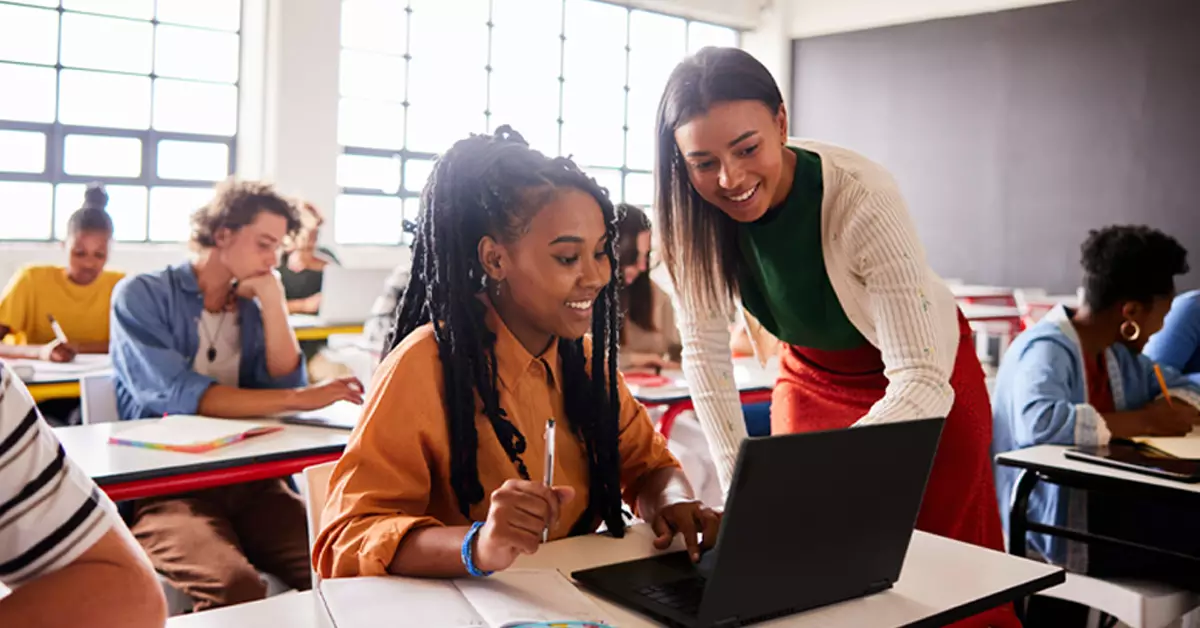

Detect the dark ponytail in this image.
[67,183,114,237]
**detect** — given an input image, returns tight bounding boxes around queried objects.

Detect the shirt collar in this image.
[170,260,201,295]
[484,300,562,393]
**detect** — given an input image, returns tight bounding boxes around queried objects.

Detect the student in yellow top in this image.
[0,184,124,362]
[314,127,721,579]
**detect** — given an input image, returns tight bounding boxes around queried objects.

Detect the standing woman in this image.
[654,47,1016,627]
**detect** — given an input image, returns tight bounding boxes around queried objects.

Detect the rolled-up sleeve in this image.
[110,277,215,417]
[312,349,441,578]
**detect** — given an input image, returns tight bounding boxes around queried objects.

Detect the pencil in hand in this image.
[1154,364,1174,407]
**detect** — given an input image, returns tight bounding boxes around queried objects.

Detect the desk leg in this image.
[1008,468,1038,623]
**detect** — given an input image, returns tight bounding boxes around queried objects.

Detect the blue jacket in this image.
[1144,290,1200,386]
[991,305,1200,569]
[109,262,307,420]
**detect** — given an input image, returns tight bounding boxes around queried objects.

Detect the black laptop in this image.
[572,417,945,628]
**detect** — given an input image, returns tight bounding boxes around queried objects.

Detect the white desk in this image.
[317,523,1063,627]
[288,314,366,342]
[8,354,111,402]
[959,304,1022,323]
[629,357,778,405]
[950,284,1016,302]
[167,591,327,628]
[55,418,349,501]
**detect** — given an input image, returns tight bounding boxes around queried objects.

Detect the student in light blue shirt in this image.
[992,225,1200,592]
[109,179,365,611]
[1144,290,1200,385]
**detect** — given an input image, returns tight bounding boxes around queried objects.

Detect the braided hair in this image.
[386,126,626,538]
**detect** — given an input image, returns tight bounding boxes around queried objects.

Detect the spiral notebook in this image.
[319,569,613,628]
[107,416,283,454]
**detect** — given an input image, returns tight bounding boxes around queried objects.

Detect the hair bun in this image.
[83,183,109,210]
[492,125,529,146]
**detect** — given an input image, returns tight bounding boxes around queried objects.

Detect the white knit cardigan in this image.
[674,139,961,491]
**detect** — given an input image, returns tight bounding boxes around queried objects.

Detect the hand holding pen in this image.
[38,315,77,363]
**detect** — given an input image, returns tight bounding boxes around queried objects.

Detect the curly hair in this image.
[1081,225,1189,312]
[189,178,301,250]
[385,125,627,538]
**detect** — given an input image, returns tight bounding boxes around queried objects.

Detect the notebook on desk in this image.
[318,569,613,628]
[108,416,283,454]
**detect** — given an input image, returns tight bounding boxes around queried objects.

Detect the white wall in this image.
[787,0,1073,38]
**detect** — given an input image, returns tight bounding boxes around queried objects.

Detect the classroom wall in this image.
[786,0,1073,38]
[790,0,1200,292]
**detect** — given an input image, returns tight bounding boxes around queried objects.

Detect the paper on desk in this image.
[455,569,611,628]
[107,416,281,453]
[320,576,487,628]
[1135,431,1200,459]
[10,354,111,377]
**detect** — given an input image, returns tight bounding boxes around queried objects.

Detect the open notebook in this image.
[319,569,613,628]
[1135,430,1200,460]
[107,416,282,453]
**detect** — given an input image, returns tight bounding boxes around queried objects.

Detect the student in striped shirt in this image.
[0,362,165,627]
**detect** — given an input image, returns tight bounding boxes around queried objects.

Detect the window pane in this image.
[406,0,488,154]
[624,171,654,207]
[688,21,737,53]
[402,197,420,224]
[156,24,240,82]
[337,153,401,193]
[156,0,240,31]
[584,168,622,203]
[0,130,46,174]
[63,134,143,177]
[149,186,212,241]
[334,194,404,244]
[0,5,58,65]
[0,63,56,123]
[489,72,560,157]
[563,0,627,88]
[561,79,625,168]
[341,0,407,55]
[157,139,230,181]
[61,12,154,73]
[62,0,155,20]
[337,99,404,150]
[153,79,238,135]
[9,0,58,6]
[59,70,152,129]
[55,183,147,241]
[404,158,434,194]
[491,0,562,81]
[625,88,658,171]
[339,49,405,102]
[0,181,53,240]
[628,10,686,110]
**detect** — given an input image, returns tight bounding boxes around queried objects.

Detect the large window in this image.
[335,0,738,245]
[0,0,242,242]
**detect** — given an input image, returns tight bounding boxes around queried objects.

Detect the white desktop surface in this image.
[630,357,777,404]
[318,523,1062,628]
[167,591,326,628]
[996,445,1200,495]
[55,418,349,484]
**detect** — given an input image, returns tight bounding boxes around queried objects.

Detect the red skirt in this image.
[773,311,1019,628]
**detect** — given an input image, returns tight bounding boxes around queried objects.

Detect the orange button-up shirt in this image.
[313,307,679,578]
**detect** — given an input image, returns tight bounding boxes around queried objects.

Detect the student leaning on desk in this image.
[109,178,364,612]
[314,127,720,579]
[992,226,1200,604]
[0,183,124,363]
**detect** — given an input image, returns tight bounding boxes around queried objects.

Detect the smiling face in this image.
[214,210,288,281]
[64,229,110,286]
[673,100,793,223]
[479,187,612,352]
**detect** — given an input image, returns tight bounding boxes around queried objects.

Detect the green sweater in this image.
[737,147,866,351]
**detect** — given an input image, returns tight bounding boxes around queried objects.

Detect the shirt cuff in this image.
[1077,404,1112,446]
[348,515,443,577]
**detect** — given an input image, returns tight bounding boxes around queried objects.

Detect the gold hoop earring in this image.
[1120,319,1141,342]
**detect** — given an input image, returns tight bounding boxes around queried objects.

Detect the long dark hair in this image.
[386,126,626,538]
[654,46,784,307]
[617,203,654,338]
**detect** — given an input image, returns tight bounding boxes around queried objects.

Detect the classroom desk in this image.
[55,419,348,502]
[959,303,1023,323]
[996,445,1200,563]
[950,284,1016,304]
[288,314,365,342]
[632,357,777,440]
[8,354,111,403]
[167,591,326,628]
[316,523,1064,628]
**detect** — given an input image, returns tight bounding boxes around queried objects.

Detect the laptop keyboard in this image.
[637,577,707,616]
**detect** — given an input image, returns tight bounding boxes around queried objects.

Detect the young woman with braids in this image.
[314,127,720,579]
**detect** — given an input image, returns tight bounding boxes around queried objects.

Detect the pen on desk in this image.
[1154,364,1174,407]
[542,417,556,543]
[47,314,69,345]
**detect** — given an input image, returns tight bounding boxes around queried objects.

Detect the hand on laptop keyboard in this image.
[651,501,722,562]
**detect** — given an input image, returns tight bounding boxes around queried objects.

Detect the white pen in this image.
[542,418,556,543]
[47,314,69,345]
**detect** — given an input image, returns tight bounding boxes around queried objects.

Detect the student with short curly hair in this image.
[993,225,1200,593]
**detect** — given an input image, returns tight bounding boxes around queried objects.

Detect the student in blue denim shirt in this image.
[109,179,364,611]
[1144,290,1200,386]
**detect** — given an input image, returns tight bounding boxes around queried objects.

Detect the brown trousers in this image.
[129,478,312,612]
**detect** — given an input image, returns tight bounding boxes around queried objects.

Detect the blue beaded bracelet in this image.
[461,521,493,577]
